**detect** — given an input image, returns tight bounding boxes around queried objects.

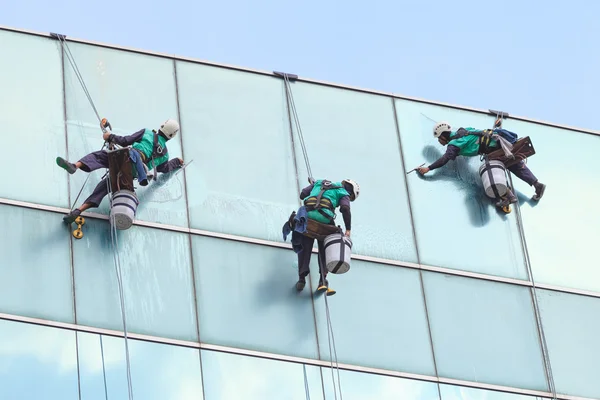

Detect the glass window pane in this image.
[73,219,197,341]
[395,99,528,279]
[0,30,68,206]
[176,62,298,242]
[321,368,440,400]
[193,236,318,359]
[502,120,600,292]
[0,204,74,323]
[0,320,79,399]
[63,42,188,227]
[288,82,418,262]
[440,384,543,399]
[310,260,435,375]
[423,272,547,391]
[536,289,600,399]
[201,350,322,400]
[78,332,203,399]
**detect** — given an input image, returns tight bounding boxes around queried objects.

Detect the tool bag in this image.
[304,219,342,241]
[486,136,536,168]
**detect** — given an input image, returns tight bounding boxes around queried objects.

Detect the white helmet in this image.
[342,179,360,201]
[160,119,180,139]
[433,121,451,138]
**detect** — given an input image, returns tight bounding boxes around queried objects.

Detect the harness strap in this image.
[303,180,343,224]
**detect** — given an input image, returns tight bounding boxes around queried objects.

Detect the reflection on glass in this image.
[78,332,203,400]
[440,384,543,399]
[0,320,79,399]
[201,350,322,400]
[63,42,188,227]
[310,259,435,375]
[192,236,319,359]
[423,272,547,391]
[536,289,600,399]
[0,204,74,323]
[287,82,418,262]
[73,219,198,341]
[321,367,440,400]
[0,30,68,206]
[176,62,298,242]
[501,119,600,292]
[395,99,528,279]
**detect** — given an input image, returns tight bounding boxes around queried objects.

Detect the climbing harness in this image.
[303,180,343,224]
[279,71,343,400]
[53,33,134,400]
[509,173,557,399]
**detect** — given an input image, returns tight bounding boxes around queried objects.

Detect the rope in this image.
[508,175,557,399]
[283,75,312,179]
[56,34,134,400]
[282,74,343,400]
[56,35,107,211]
[302,364,311,400]
[106,199,134,400]
[324,293,343,400]
[99,335,109,400]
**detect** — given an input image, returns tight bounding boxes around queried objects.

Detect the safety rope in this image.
[489,114,557,398]
[323,293,343,400]
[508,175,557,399]
[283,75,313,180]
[56,35,134,400]
[282,75,343,400]
[99,335,109,400]
[56,35,107,211]
[302,364,311,400]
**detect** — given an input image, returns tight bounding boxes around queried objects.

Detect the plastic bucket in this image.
[110,190,139,230]
[323,233,353,274]
[478,160,508,199]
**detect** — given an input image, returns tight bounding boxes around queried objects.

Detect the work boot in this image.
[533,182,546,201]
[495,197,509,208]
[506,188,518,204]
[56,157,77,174]
[139,178,149,187]
[317,278,336,296]
[296,276,306,291]
[63,209,81,224]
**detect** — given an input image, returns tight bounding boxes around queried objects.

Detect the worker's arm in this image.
[300,184,314,200]
[156,157,183,173]
[103,129,145,147]
[339,196,351,235]
[428,144,461,170]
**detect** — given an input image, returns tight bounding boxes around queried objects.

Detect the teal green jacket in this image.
[448,127,498,157]
[108,128,182,173]
[301,180,351,225]
[428,127,498,170]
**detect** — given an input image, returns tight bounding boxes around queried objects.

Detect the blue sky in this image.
[3,0,598,130]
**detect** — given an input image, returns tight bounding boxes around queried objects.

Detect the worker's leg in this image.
[63,177,110,223]
[316,239,335,296]
[508,161,546,201]
[56,150,109,175]
[296,235,315,291]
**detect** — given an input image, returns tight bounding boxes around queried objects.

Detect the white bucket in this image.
[323,233,353,274]
[110,190,139,230]
[478,160,508,199]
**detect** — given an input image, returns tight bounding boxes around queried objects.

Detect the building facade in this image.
[0,25,599,400]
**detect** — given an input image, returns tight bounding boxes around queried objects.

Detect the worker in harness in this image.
[417,121,546,207]
[56,119,184,223]
[295,178,360,296]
